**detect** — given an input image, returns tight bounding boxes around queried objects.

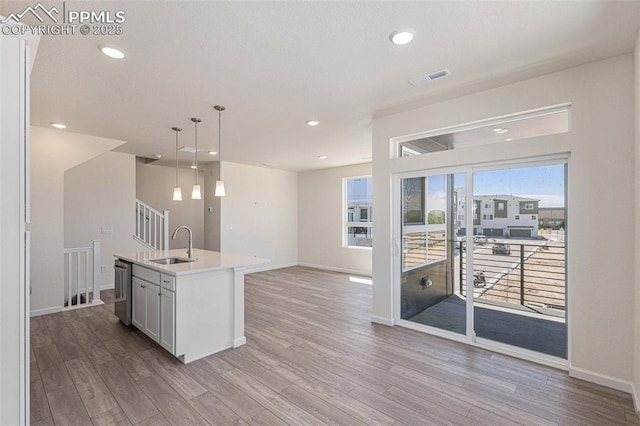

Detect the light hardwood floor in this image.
[31,266,639,425]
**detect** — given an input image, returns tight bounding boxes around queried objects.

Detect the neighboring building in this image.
[538,207,566,229]
[346,177,373,247]
[456,193,540,238]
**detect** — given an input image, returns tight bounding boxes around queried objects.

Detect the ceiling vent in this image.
[178,146,203,153]
[409,68,450,87]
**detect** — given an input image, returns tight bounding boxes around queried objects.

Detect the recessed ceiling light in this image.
[99,45,125,59]
[318,155,327,160]
[389,29,415,45]
[505,138,513,142]
[51,122,66,129]
[208,151,218,155]
[306,120,320,126]
[190,164,197,169]
[492,128,509,135]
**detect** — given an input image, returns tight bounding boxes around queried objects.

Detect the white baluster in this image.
[67,252,71,307]
[75,251,80,306]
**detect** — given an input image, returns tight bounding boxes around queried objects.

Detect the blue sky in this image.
[349,164,566,208]
[456,164,566,207]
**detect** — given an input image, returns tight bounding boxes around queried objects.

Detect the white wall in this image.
[30,127,125,313]
[204,162,221,251]
[372,55,635,387]
[220,162,298,270]
[634,30,640,408]
[136,162,205,251]
[298,163,372,276]
[65,151,139,288]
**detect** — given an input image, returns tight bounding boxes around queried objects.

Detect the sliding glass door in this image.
[397,161,567,359]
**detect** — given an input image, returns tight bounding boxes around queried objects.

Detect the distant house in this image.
[538,207,565,229]
[455,193,540,238]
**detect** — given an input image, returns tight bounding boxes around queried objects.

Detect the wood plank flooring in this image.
[31,266,639,425]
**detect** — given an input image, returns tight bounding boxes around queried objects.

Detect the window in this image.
[485,203,489,208]
[344,176,372,248]
[532,215,537,220]
[515,215,520,220]
[395,105,571,158]
[498,202,505,210]
[489,214,493,220]
[524,203,534,210]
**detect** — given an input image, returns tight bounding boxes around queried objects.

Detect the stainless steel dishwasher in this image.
[114,259,132,325]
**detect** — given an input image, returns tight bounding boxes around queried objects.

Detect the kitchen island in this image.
[114,248,269,363]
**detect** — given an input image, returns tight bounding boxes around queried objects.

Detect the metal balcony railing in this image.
[458,240,566,311]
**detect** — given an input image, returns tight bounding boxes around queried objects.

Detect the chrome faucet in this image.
[171,225,193,259]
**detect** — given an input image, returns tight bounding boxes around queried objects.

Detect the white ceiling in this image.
[7,1,640,171]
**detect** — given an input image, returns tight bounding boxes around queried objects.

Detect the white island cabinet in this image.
[115,249,269,363]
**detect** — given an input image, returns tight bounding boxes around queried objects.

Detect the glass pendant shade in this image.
[215,180,226,197]
[172,187,182,201]
[172,126,182,201]
[191,184,202,200]
[214,105,227,197]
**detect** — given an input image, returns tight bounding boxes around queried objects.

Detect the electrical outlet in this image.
[101,265,108,273]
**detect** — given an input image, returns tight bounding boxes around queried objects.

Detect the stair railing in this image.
[63,240,101,309]
[135,199,169,250]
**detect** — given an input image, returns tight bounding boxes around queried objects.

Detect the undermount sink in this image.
[149,257,196,265]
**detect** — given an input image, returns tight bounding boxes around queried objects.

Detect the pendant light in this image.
[190,117,202,200]
[214,105,226,197]
[171,127,183,200]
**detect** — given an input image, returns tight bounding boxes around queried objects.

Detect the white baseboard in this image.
[233,336,247,347]
[298,262,372,277]
[632,383,639,413]
[569,365,635,395]
[30,306,62,317]
[100,283,114,291]
[371,315,395,326]
[245,262,298,274]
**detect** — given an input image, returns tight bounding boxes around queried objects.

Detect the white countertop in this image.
[114,248,270,276]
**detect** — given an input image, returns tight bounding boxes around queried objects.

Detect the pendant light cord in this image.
[190,118,202,185]
[214,105,226,163]
[175,129,179,187]
[194,121,198,184]
[171,127,182,188]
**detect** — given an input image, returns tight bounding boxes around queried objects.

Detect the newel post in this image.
[92,240,102,303]
[163,210,170,250]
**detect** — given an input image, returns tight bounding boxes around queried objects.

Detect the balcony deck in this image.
[410,294,567,358]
